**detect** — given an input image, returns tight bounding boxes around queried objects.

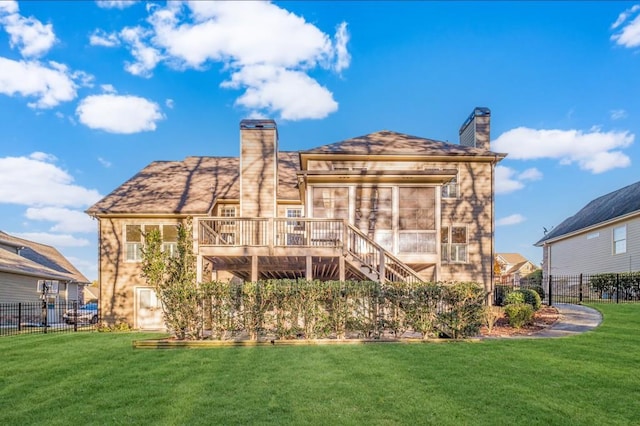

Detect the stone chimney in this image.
[239,119,278,218]
[459,107,491,151]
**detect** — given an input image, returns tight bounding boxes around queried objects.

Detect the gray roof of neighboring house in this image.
[535,180,640,246]
[0,231,90,283]
[301,130,504,157]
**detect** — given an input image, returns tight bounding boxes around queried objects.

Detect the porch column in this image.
[251,255,259,282]
[196,255,203,282]
[339,256,345,282]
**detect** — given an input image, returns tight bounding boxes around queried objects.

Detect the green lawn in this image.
[1,304,639,425]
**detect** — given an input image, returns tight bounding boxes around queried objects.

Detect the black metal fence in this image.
[0,301,99,337]
[495,272,640,306]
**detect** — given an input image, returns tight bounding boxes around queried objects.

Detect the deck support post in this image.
[251,255,259,282]
[339,256,345,282]
[306,255,313,281]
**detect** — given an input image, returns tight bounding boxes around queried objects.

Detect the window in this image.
[125,224,179,262]
[125,225,143,261]
[441,226,468,263]
[442,176,458,199]
[286,208,304,230]
[313,187,349,219]
[398,187,436,253]
[613,225,627,254]
[355,187,392,232]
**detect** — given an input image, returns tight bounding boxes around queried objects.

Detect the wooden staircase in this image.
[344,224,424,284]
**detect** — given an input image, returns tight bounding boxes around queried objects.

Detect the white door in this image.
[135,287,164,330]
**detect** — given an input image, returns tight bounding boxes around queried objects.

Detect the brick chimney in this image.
[239,119,278,218]
[459,107,491,151]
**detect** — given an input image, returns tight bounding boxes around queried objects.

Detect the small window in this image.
[613,225,626,254]
[441,226,468,263]
[442,177,458,199]
[286,208,304,230]
[125,225,143,261]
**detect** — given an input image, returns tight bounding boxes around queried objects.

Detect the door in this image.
[135,287,164,330]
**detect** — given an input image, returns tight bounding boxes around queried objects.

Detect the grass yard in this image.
[1,304,639,425]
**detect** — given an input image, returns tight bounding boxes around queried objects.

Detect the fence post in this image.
[18,303,22,332]
[579,273,583,304]
[616,274,620,304]
[41,298,48,334]
[548,274,553,306]
[73,301,78,332]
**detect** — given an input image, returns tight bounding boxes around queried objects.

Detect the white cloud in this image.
[0,4,56,57]
[76,94,164,134]
[100,84,116,93]
[25,207,96,233]
[10,232,90,247]
[0,1,19,15]
[120,26,162,77]
[496,214,526,227]
[96,0,138,9]
[222,65,338,120]
[492,127,634,174]
[518,167,543,181]
[333,22,351,73]
[495,166,524,194]
[0,153,102,208]
[98,157,112,168]
[94,1,349,120]
[611,5,640,48]
[610,109,628,120]
[165,98,174,108]
[89,29,120,47]
[0,57,90,108]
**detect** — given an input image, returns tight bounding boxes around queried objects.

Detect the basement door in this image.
[135,287,164,330]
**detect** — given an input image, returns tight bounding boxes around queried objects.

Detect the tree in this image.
[141,218,203,340]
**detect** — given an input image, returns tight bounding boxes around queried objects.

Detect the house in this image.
[0,231,90,313]
[535,180,640,276]
[87,107,506,328]
[494,253,538,285]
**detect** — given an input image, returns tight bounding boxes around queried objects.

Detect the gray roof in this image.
[301,130,503,157]
[535,180,640,245]
[0,231,90,283]
[87,153,301,215]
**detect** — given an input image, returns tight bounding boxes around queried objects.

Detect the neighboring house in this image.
[87,107,506,328]
[535,180,640,276]
[495,253,538,285]
[0,231,90,311]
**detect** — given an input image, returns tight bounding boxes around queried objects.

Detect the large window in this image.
[441,226,468,263]
[355,187,392,232]
[613,225,627,254]
[398,187,436,253]
[313,187,349,219]
[125,224,179,262]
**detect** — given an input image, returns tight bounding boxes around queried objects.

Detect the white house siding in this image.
[546,215,640,275]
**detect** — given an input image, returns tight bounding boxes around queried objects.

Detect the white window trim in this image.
[124,223,179,263]
[613,225,627,255]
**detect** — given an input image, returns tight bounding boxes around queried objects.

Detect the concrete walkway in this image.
[532,303,602,338]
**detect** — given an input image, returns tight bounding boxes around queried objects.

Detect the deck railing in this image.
[197,217,424,284]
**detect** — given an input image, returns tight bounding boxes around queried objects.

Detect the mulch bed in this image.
[480,305,559,337]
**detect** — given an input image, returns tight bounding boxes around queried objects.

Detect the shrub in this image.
[504,291,525,305]
[437,282,486,339]
[504,303,534,329]
[483,305,502,334]
[520,289,542,311]
[494,285,512,306]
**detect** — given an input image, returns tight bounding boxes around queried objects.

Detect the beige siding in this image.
[439,162,494,289]
[547,215,640,275]
[98,217,182,327]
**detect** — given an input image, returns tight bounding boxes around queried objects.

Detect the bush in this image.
[494,285,512,306]
[504,291,525,305]
[504,303,534,329]
[520,289,542,311]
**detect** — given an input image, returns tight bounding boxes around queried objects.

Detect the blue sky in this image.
[1,1,639,282]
